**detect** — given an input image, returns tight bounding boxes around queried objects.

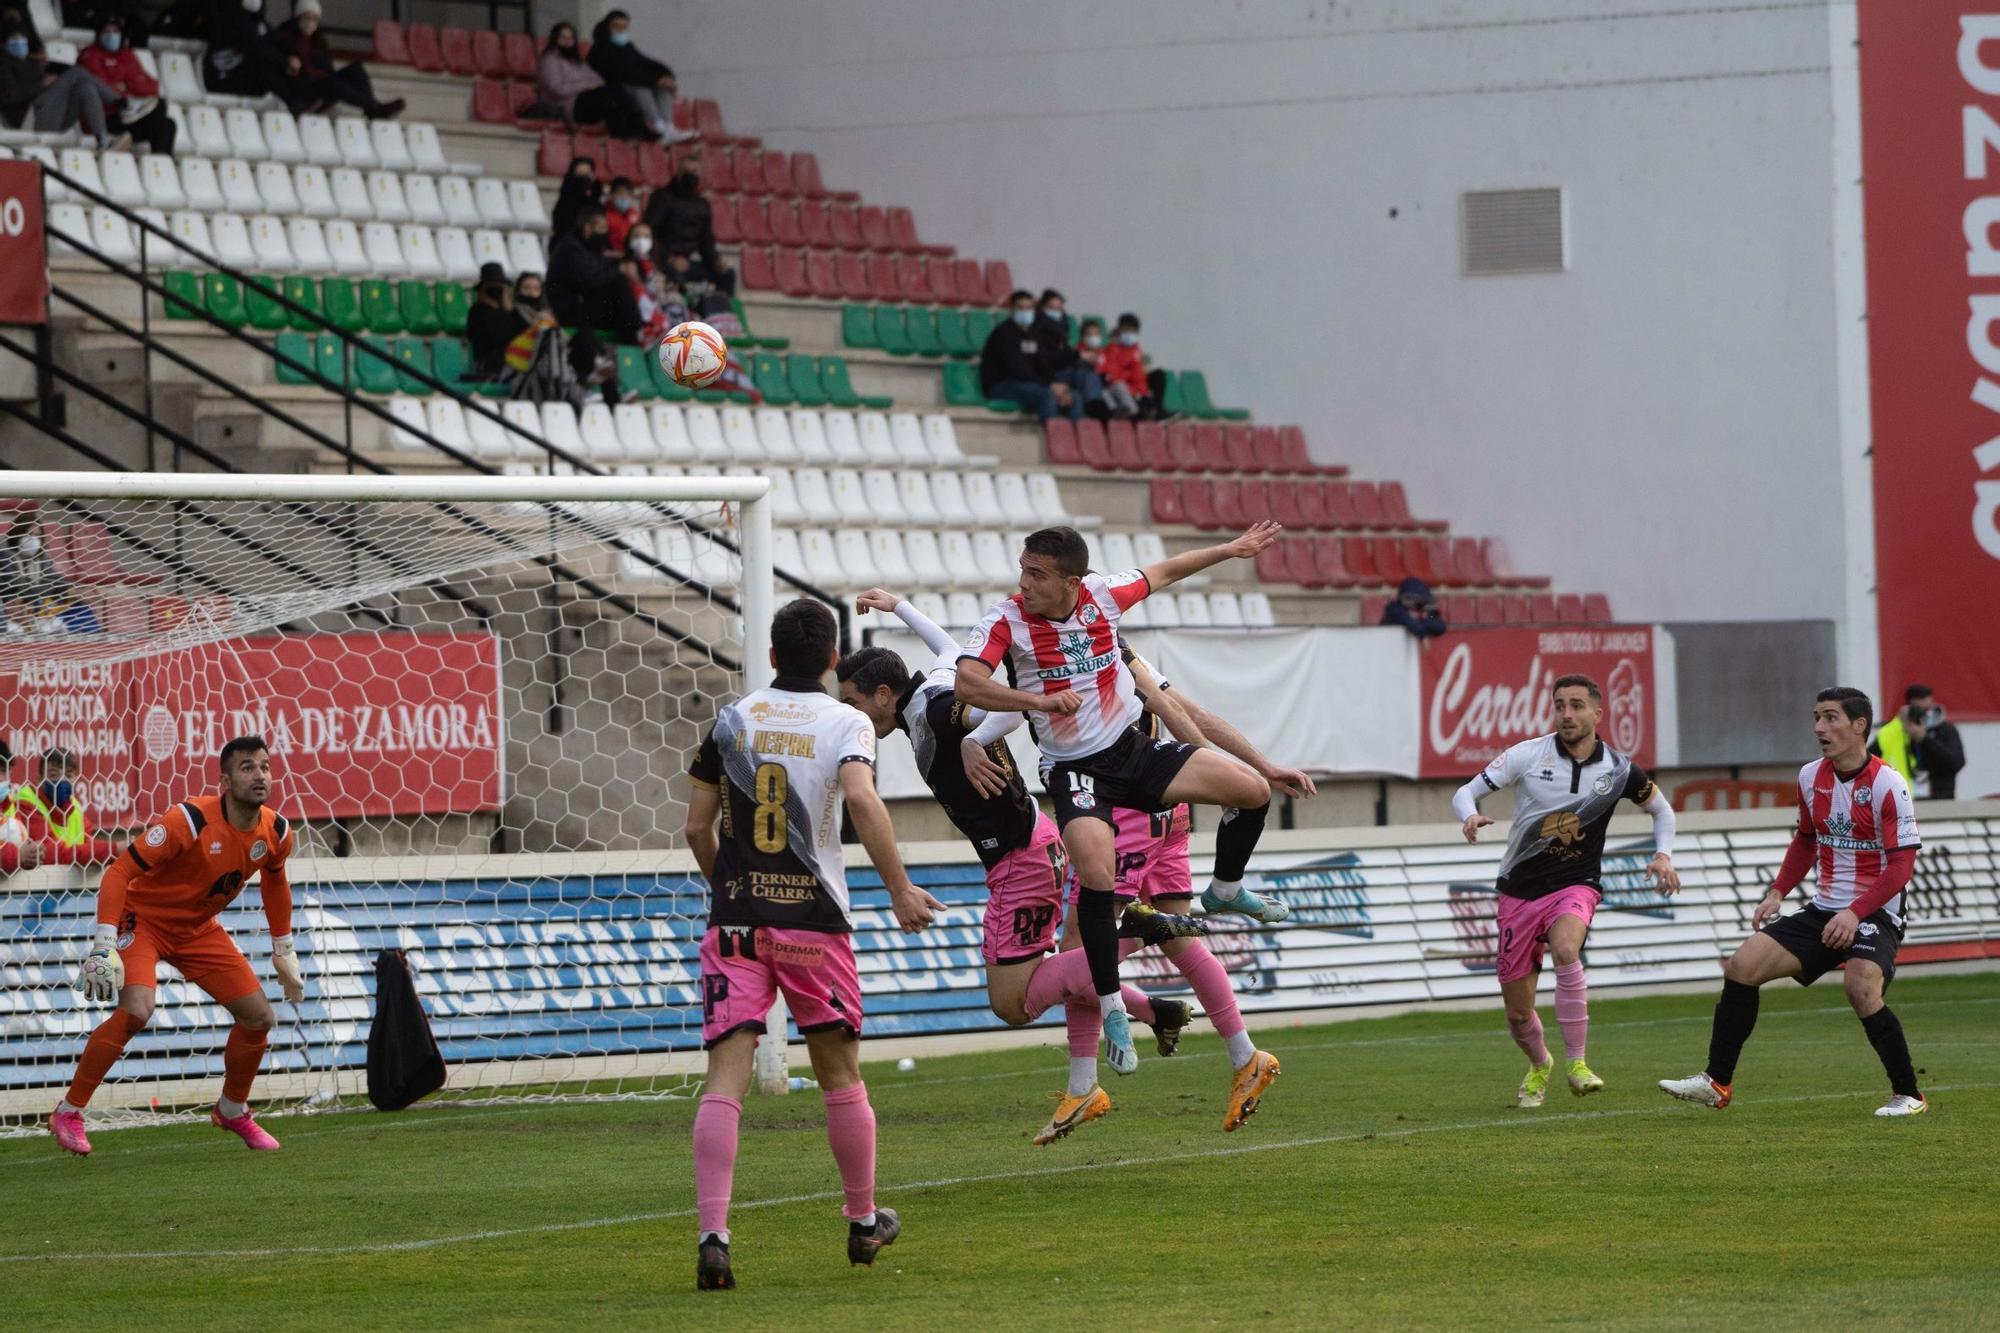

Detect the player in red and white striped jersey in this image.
[1660,687,1929,1117]
[954,522,1283,1091]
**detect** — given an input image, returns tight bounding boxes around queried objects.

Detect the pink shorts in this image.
[699,925,861,1047]
[982,813,1069,965]
[1070,803,1194,904]
[1494,885,1600,984]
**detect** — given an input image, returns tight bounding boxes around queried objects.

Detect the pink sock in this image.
[822,1083,877,1221]
[1171,941,1242,1039]
[693,1093,741,1237]
[1554,961,1588,1062]
[1023,940,1144,1021]
[1120,985,1155,1024]
[1507,1011,1550,1065]
[1066,1002,1101,1057]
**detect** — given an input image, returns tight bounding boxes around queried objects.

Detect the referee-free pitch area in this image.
[4,971,1996,1331]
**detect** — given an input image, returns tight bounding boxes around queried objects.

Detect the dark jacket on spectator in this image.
[270,17,336,81]
[979,319,1051,394]
[587,18,671,87]
[545,231,625,324]
[201,0,279,96]
[1381,577,1446,638]
[0,50,45,127]
[550,173,603,247]
[641,173,719,271]
[466,301,529,378]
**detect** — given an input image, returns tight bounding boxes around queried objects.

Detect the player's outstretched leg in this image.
[1163,750,1283,921]
[210,990,280,1150]
[1660,933,1797,1108]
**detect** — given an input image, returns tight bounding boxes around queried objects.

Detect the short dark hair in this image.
[1904,683,1933,704]
[1007,289,1034,304]
[1039,288,1064,305]
[1816,686,1873,728]
[609,176,634,192]
[574,203,606,230]
[772,599,838,679]
[219,735,269,770]
[40,747,73,772]
[1080,317,1104,335]
[1551,673,1601,703]
[1116,312,1140,330]
[605,8,630,21]
[1023,526,1089,579]
[835,645,912,696]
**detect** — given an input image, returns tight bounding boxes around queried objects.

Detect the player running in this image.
[837,591,1208,1145]
[1659,687,1929,1117]
[50,735,304,1155]
[953,523,1282,1079]
[685,599,945,1291]
[1453,674,1679,1107]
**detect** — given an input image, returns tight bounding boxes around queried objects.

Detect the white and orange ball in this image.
[658,320,729,389]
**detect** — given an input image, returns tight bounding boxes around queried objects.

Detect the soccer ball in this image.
[658,320,728,389]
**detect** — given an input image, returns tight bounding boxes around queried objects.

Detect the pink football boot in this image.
[50,1107,92,1156]
[211,1105,282,1150]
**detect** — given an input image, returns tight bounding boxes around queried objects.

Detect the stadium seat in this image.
[502,30,537,78]
[506,231,545,276]
[429,338,470,391]
[1237,479,1274,525]
[1294,482,1329,529]
[185,105,230,158]
[298,114,341,167]
[1149,478,1187,525]
[434,175,480,227]
[1212,479,1246,529]
[1481,537,1548,588]
[368,170,410,222]
[99,151,143,207]
[225,108,270,160]
[1400,537,1439,585]
[783,354,826,409]
[1372,536,1411,584]
[822,357,891,410]
[855,470,900,524]
[138,154,185,211]
[441,26,477,76]
[285,218,331,272]
[505,180,547,230]
[397,280,441,335]
[896,255,933,305]
[1529,593,1560,624]
[362,223,407,274]
[248,161,295,215]
[972,531,1015,583]
[1222,424,1256,472]
[409,122,448,174]
[217,160,261,214]
[336,118,378,169]
[921,414,972,468]
[325,166,367,221]
[473,76,512,125]
[1167,422,1202,472]
[209,213,257,269]
[1044,418,1080,466]
[360,280,402,334]
[391,338,432,394]
[856,413,900,467]
[857,206,889,251]
[982,260,1014,306]
[350,336,401,394]
[1249,426,1283,473]
[436,228,480,284]
[906,305,945,357]
[403,173,445,225]
[1556,593,1587,624]
[1349,482,1389,530]
[161,269,203,320]
[406,22,444,73]
[1583,593,1612,623]
[321,276,363,330]
[171,218,219,276]
[720,405,763,461]
[890,414,931,466]
[372,18,411,63]
[872,305,912,356]
[1381,481,1446,533]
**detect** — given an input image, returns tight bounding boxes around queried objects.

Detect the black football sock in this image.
[1861,1006,1921,1099]
[1211,798,1270,883]
[1075,885,1121,998]
[1704,979,1760,1086]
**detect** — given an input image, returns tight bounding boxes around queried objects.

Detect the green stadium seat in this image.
[392,337,433,394]
[935,306,976,359]
[162,270,203,320]
[1179,370,1222,420]
[321,278,364,334]
[786,353,828,408]
[202,273,247,328]
[315,333,348,387]
[750,351,794,406]
[940,360,1019,413]
[398,281,441,336]
[243,277,288,332]
[841,302,877,349]
[906,306,944,358]
[1158,370,1186,417]
[434,282,469,335]
[355,336,400,394]
[820,356,891,410]
[873,304,913,356]
[430,337,471,391]
[730,296,787,350]
[616,345,659,400]
[272,331,316,385]
[282,276,321,331]
[360,280,403,334]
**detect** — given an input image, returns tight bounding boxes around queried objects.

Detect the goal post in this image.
[0,468,800,1128]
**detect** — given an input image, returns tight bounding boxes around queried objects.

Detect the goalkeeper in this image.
[50,735,305,1156]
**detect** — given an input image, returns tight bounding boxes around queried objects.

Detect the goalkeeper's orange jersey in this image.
[96,794,295,938]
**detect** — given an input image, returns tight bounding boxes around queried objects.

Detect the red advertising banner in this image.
[1858,1,2000,718]
[1,633,502,824]
[1419,627,1655,779]
[0,159,49,325]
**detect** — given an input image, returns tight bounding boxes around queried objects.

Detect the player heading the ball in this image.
[51,735,305,1156]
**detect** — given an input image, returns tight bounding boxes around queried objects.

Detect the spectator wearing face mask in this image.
[466,262,525,381]
[270,0,403,119]
[200,0,276,98]
[1075,318,1135,420]
[539,20,651,141]
[2,745,116,864]
[0,740,40,876]
[550,156,602,246]
[605,176,641,252]
[76,17,175,153]
[587,9,692,144]
[1099,312,1160,420]
[547,204,642,398]
[0,519,97,633]
[640,160,736,295]
[1037,290,1109,418]
[980,289,1080,423]
[0,10,125,148]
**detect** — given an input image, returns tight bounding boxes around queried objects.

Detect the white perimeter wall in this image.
[648,0,1851,629]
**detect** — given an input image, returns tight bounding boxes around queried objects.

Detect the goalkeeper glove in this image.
[76,924,123,1002]
[273,935,304,1003]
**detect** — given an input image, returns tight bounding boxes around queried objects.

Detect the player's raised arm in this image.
[840,761,942,933]
[1138,521,1282,597]
[855,587,960,660]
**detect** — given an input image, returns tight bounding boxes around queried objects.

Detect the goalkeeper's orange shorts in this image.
[116,913,261,1002]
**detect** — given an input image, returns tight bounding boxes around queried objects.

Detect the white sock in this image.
[1208,877,1243,903]
[1099,990,1128,1018]
[217,1096,247,1119]
[700,1229,729,1246]
[1224,1031,1257,1069]
[55,1099,81,1115]
[850,1211,876,1229]
[1067,1056,1097,1097]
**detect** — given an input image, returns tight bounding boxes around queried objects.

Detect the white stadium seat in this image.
[1121,599,1150,628]
[362,222,407,275]
[404,173,445,225]
[903,532,947,588]
[323,219,370,274]
[870,530,917,585]
[684,405,728,463]
[945,591,984,627]
[208,212,255,268]
[614,404,659,460]
[889,412,930,466]
[720,405,762,461]
[216,158,261,213]
[405,122,450,175]
[262,110,307,164]
[158,50,203,104]
[224,108,269,159]
[168,210,215,263]
[1147,593,1183,628]
[294,164,336,217]
[896,471,940,526]
[139,154,184,209]
[42,39,75,64]
[438,174,481,227]
[286,218,331,272]
[335,117,378,168]
[298,114,342,166]
[771,528,805,575]
[994,474,1038,528]
[178,156,225,212]
[248,215,295,270]
[1240,592,1276,627]
[501,401,545,459]
[1133,532,1168,565]
[387,396,430,451]
[435,227,478,281]
[973,531,1015,584]
[505,231,545,276]
[425,398,470,453]
[766,468,804,525]
[1178,593,1213,627]
[186,105,231,158]
[100,151,144,207]
[473,177,510,223]
[754,408,798,463]
[789,409,832,464]
[822,411,865,465]
[254,161,299,214]
[20,147,61,201]
[863,470,907,523]
[90,207,135,264]
[792,468,838,525]
[57,147,101,197]
[834,530,880,587]
[938,532,983,588]
[830,469,873,524]
[802,529,847,587]
[649,405,695,461]
[329,166,371,220]
[540,402,585,458]
[45,203,85,255]
[960,473,1004,527]
[466,401,511,458]
[367,170,410,222]
[910,592,951,630]
[399,224,443,279]
[856,412,899,465]
[1100,533,1136,571]
[1027,473,1090,527]
[1207,593,1245,627]
[371,120,414,172]
[470,228,508,272]
[923,413,972,466]
[507,179,547,229]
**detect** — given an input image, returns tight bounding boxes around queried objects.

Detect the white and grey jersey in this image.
[689,679,878,932]
[1469,734,1657,900]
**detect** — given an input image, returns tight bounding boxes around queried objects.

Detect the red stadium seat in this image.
[1044,419,1080,465]
[1212,480,1247,529]
[1193,423,1229,471]
[440,26,477,76]
[707,194,742,245]
[58,523,158,585]
[1150,478,1188,525]
[1137,421,1172,471]
[1295,483,1328,529]
[704,145,740,194]
[1222,425,1255,471]
[1270,481,1305,529]
[1372,537,1412,585]
[371,19,410,64]
[693,99,729,142]
[1381,481,1446,533]
[1583,593,1612,623]
[1529,593,1559,624]
[603,138,639,182]
[797,199,832,248]
[472,78,511,124]
[792,152,827,198]
[1399,538,1438,586]
[828,204,864,250]
[857,206,890,251]
[1482,537,1550,588]
[1310,537,1358,589]
[508,80,545,123]
[949,259,984,301]
[638,142,673,188]
[1349,482,1389,530]
[864,253,900,303]
[503,31,537,78]
[1250,426,1283,472]
[767,198,804,248]
[1321,482,1357,529]
[1502,595,1533,626]
[894,253,931,303]
[1277,425,1340,475]
[983,261,1014,305]
[735,196,772,246]
[885,207,921,253]
[834,251,872,301]
[762,151,797,197]
[1343,537,1383,587]
[572,131,608,170]
[1166,422,1201,472]
[537,130,574,178]
[805,249,842,300]
[736,150,770,197]
[926,256,962,305]
[1426,537,1464,586]
[1358,596,1388,627]
[406,22,444,73]
[1556,593,1587,624]
[1107,420,1145,471]
[738,246,778,291]
[1255,543,1292,586]
[773,248,813,299]
[1452,537,1494,585]
[1238,480,1275,525]
[1075,419,1114,471]
[1182,479,1220,530]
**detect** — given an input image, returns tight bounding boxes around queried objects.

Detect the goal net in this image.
[0,470,776,1130]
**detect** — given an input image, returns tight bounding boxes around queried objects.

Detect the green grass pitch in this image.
[4,971,1997,1330]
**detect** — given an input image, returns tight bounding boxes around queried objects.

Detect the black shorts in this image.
[1760,905,1903,986]
[1046,727,1199,830]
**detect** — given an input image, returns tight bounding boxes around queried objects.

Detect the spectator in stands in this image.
[1872,684,1967,800]
[641,160,736,294]
[538,20,651,142]
[199,0,275,98]
[980,289,1079,423]
[0,10,125,148]
[77,16,174,153]
[466,262,526,381]
[605,176,641,252]
[502,270,585,407]
[547,203,642,398]
[1042,299,1110,420]
[1381,576,1446,638]
[587,10,690,144]
[1081,318,1138,419]
[0,517,96,634]
[270,0,403,120]
[624,221,685,327]
[1099,313,1161,420]
[550,156,602,244]
[0,740,43,878]
[1037,288,1074,350]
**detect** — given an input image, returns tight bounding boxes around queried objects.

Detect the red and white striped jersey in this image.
[1792,756,1920,922]
[961,570,1151,762]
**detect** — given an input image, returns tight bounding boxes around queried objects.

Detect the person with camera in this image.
[1380,576,1446,638]
[1871,684,1966,800]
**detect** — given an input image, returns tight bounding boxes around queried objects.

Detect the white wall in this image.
[650,0,1847,627]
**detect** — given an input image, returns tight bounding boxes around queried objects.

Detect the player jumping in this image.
[1453,674,1679,1107]
[953,524,1282,1081]
[837,591,1208,1145]
[1659,687,1928,1117]
[51,734,305,1155]
[685,599,946,1291]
